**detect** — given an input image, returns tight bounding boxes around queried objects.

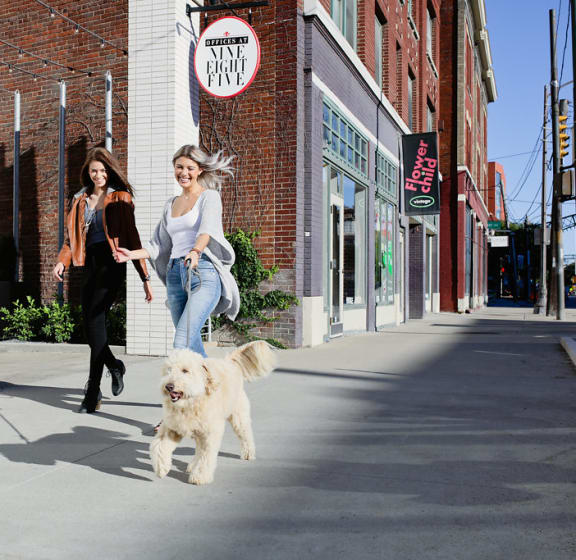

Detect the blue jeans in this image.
[166,255,222,357]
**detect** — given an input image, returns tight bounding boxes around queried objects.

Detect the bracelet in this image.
[143,275,151,282]
[191,247,203,256]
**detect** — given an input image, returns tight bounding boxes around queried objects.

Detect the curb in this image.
[0,340,126,355]
[560,337,576,368]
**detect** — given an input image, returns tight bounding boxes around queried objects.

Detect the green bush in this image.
[212,229,299,348]
[0,296,43,341]
[40,300,75,343]
[0,297,82,344]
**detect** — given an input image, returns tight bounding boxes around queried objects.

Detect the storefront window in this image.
[323,101,368,179]
[343,176,366,305]
[375,197,395,305]
[376,152,398,197]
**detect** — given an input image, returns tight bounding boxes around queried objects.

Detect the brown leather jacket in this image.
[57,189,149,282]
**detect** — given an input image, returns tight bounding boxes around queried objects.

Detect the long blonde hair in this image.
[172,145,234,191]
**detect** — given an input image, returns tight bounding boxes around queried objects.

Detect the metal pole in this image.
[57,81,66,301]
[550,9,565,319]
[105,71,112,153]
[535,85,548,314]
[12,90,20,283]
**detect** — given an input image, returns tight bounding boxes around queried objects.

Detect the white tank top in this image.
[166,202,201,259]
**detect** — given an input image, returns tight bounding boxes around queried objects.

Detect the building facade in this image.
[1,1,500,353]
[199,0,442,348]
[438,0,496,312]
[487,161,507,223]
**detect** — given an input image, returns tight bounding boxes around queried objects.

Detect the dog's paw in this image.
[241,448,256,461]
[185,462,196,473]
[154,463,171,479]
[188,471,214,485]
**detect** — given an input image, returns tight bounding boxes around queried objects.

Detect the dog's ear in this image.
[202,364,220,395]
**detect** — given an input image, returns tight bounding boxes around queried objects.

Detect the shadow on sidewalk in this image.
[0,424,209,483]
[0,382,245,482]
[0,380,161,434]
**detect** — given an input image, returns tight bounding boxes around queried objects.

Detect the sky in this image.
[486,0,576,256]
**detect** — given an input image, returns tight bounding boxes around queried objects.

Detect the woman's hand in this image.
[114,247,132,263]
[53,262,65,282]
[143,281,153,303]
[184,250,200,269]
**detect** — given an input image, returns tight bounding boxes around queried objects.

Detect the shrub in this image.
[40,300,75,343]
[0,296,43,341]
[212,229,299,348]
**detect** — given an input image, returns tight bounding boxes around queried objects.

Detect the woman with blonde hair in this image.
[115,145,239,357]
[53,147,152,414]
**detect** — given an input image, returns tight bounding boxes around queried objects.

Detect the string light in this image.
[34,0,128,56]
[0,38,94,77]
[0,59,61,83]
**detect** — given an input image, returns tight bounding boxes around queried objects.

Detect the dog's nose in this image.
[165,383,174,392]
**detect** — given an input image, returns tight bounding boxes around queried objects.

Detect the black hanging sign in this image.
[402,132,440,215]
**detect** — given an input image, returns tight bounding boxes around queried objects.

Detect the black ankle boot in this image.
[109,359,126,396]
[77,396,102,414]
[80,382,102,413]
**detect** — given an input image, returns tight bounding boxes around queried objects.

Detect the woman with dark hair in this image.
[52,147,152,414]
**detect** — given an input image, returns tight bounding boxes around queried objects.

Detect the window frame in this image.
[323,100,369,181]
[331,0,357,50]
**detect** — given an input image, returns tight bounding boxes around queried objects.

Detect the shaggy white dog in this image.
[150,340,276,485]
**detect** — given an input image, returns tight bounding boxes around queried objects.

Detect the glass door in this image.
[330,193,344,337]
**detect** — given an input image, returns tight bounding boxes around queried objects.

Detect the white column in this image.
[127,0,200,356]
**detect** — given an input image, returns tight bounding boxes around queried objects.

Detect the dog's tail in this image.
[228,340,277,382]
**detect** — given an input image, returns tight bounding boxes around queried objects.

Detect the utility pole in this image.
[535,85,548,314]
[550,9,565,320]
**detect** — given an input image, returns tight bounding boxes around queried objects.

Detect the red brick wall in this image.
[353,0,440,132]
[199,1,300,346]
[438,0,459,312]
[0,0,128,303]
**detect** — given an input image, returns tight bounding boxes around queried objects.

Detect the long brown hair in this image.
[80,147,134,196]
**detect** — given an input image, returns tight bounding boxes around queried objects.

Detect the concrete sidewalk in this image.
[1,307,575,560]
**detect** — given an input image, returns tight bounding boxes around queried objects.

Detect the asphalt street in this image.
[0,307,575,560]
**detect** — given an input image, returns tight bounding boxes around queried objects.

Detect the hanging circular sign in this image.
[194,16,261,99]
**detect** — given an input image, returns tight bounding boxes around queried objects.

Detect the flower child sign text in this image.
[401,132,440,215]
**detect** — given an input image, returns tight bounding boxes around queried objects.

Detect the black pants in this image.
[82,242,125,406]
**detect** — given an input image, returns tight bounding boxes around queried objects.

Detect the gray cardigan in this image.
[143,190,240,320]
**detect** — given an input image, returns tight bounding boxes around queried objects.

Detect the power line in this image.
[33,0,128,56]
[489,150,544,160]
[0,38,93,77]
[559,1,571,84]
[507,141,542,202]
